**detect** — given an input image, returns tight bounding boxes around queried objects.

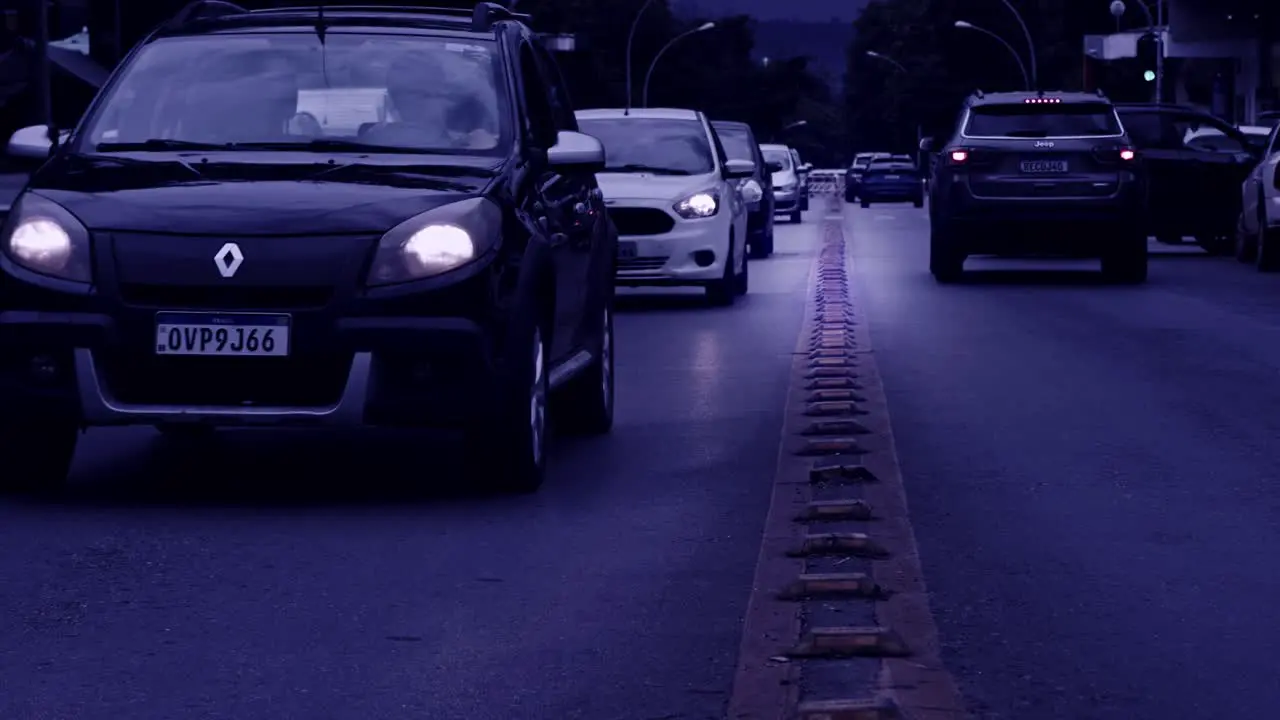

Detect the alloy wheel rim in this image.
[530,329,546,467]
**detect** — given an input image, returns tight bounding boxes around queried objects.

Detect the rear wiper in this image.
[95,139,235,151]
[601,164,690,175]
[1003,130,1050,138]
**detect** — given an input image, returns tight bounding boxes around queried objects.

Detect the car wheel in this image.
[859,199,871,209]
[475,323,549,493]
[1235,213,1258,264]
[929,225,964,283]
[734,248,750,296]
[706,234,738,306]
[789,209,802,224]
[1,418,78,495]
[557,303,614,435]
[1101,231,1148,284]
[1258,225,1280,272]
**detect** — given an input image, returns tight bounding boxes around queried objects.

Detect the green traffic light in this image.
[1143,70,1156,82]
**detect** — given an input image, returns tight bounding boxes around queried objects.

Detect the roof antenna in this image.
[315,0,327,44]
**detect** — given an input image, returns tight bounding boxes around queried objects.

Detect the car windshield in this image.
[713,125,756,163]
[965,102,1122,138]
[578,117,714,175]
[762,148,792,170]
[78,33,508,155]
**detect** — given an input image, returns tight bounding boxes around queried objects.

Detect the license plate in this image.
[618,241,638,259]
[884,174,900,180]
[155,312,290,357]
[1020,160,1068,174]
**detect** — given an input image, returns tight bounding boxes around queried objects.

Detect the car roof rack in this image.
[247,2,529,31]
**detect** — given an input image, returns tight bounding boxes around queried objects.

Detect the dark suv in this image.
[922,90,1146,283]
[0,1,617,493]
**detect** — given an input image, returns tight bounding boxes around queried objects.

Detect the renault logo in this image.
[214,242,244,278]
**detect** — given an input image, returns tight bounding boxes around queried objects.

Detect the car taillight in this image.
[948,149,969,164]
[1119,148,1136,161]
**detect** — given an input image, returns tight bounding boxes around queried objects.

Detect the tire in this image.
[844,190,856,204]
[734,248,750,296]
[912,196,924,209]
[706,234,738,306]
[473,323,549,493]
[929,224,964,283]
[1101,232,1148,284]
[1258,225,1280,272]
[0,418,78,495]
[800,194,809,212]
[1235,213,1258,264]
[789,209,802,224]
[557,302,614,436]
[859,199,870,209]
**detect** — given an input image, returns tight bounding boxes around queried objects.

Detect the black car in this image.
[1114,103,1259,254]
[843,152,887,202]
[857,157,924,208]
[922,90,1146,283]
[0,1,617,493]
[712,120,776,258]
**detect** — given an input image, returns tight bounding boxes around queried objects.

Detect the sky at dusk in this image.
[674,0,868,22]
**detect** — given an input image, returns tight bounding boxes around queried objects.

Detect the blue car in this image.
[857,158,924,208]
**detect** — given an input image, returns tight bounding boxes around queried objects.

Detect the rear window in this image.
[964,102,1122,138]
[867,162,915,174]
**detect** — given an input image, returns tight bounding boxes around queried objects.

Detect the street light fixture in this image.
[783,120,808,131]
[954,20,1032,91]
[865,50,908,74]
[641,22,717,108]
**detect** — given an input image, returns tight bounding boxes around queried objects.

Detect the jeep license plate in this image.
[155,312,291,357]
[1020,160,1068,174]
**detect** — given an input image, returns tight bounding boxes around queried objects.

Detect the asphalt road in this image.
[847,203,1280,719]
[0,216,820,720]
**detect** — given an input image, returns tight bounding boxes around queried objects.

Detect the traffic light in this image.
[1136,32,1159,83]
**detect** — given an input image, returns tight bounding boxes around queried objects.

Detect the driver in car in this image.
[363,53,497,150]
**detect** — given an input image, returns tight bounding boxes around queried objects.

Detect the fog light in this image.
[692,250,716,267]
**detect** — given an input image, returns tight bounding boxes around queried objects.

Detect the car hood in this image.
[27,154,498,235]
[594,172,720,202]
[772,169,797,187]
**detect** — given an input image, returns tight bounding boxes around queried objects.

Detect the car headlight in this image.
[2,193,92,283]
[739,179,764,204]
[673,190,719,219]
[366,197,501,287]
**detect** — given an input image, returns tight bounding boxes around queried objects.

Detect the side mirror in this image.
[918,137,934,152]
[723,158,755,179]
[6,125,59,160]
[800,163,813,172]
[765,160,784,172]
[547,130,605,173]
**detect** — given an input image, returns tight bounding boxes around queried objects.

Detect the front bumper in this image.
[861,182,923,201]
[774,190,801,212]
[613,201,733,285]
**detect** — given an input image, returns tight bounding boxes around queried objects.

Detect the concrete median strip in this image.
[727,197,966,720]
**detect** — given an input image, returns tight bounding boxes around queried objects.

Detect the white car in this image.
[575,107,752,304]
[1238,124,1280,270]
[760,144,804,223]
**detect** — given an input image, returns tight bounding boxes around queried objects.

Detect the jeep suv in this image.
[923,90,1146,283]
[0,1,617,493]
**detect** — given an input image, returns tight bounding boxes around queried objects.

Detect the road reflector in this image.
[787,532,889,558]
[803,402,864,417]
[808,376,860,386]
[810,356,855,368]
[809,465,878,483]
[801,420,871,437]
[796,499,875,521]
[806,389,865,402]
[796,697,900,720]
[777,572,885,600]
[809,347,856,358]
[805,367,858,379]
[795,438,867,456]
[787,626,910,658]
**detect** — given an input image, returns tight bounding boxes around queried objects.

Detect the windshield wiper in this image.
[95,139,235,152]
[227,139,439,154]
[601,164,691,176]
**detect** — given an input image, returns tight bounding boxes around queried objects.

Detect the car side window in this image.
[1118,112,1173,149]
[517,42,556,148]
[1172,115,1245,154]
[530,41,577,132]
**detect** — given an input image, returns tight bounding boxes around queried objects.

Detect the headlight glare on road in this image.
[367,198,501,286]
[674,191,719,219]
[739,179,764,204]
[2,193,92,283]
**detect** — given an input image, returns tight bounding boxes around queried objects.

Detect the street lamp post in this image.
[624,0,658,113]
[642,22,716,108]
[997,0,1038,89]
[954,20,1032,91]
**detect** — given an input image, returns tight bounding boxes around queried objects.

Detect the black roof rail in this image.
[163,1,249,30]
[245,2,528,31]
[973,89,984,98]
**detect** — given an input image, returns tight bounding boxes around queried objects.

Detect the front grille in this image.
[119,284,333,310]
[617,257,669,272]
[609,207,676,236]
[100,353,352,407]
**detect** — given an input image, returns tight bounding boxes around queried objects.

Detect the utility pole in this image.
[35,0,54,142]
[1155,0,1164,103]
